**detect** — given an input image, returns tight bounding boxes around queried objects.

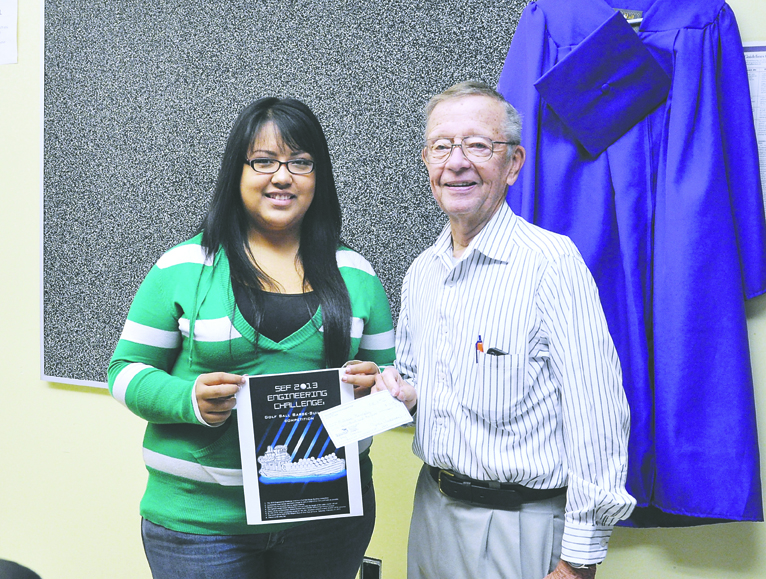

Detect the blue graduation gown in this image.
[498,0,766,524]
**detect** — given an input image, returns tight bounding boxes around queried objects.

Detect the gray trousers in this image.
[407,465,565,579]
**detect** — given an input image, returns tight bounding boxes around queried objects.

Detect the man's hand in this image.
[372,367,417,411]
[195,372,245,425]
[544,560,596,579]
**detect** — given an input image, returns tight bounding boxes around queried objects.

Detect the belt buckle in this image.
[437,469,455,496]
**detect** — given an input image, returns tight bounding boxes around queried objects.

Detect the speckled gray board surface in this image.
[43,0,531,384]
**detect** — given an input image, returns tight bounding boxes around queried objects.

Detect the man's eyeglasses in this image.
[245,158,315,175]
[424,136,517,164]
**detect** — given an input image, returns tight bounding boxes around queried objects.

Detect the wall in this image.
[39,0,527,386]
[1,1,765,578]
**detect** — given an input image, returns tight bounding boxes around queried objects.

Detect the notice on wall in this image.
[0,0,18,65]
[236,368,362,525]
[745,43,766,205]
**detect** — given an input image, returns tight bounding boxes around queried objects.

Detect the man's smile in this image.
[444,180,477,188]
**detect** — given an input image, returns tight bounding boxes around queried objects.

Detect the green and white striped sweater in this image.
[108,233,395,535]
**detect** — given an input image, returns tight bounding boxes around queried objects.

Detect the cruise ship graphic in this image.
[257,445,346,483]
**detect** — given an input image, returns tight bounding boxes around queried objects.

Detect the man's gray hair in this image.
[425,80,522,145]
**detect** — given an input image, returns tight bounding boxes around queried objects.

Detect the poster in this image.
[745,42,766,207]
[236,368,362,525]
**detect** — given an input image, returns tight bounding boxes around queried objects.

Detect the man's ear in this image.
[505,145,526,187]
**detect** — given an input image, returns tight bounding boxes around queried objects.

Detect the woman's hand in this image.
[341,360,380,398]
[195,372,246,425]
[373,367,417,412]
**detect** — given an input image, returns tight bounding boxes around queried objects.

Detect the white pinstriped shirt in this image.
[396,203,635,564]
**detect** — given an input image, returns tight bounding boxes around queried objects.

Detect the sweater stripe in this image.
[121,320,181,349]
[157,244,214,269]
[336,250,375,276]
[144,448,243,486]
[360,329,395,351]
[178,317,243,342]
[351,317,364,339]
[113,363,152,406]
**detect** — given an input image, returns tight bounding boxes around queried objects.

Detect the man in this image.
[375,81,635,579]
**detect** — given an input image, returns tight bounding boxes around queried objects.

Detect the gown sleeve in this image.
[497,2,550,221]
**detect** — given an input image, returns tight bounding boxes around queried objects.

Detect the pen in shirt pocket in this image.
[476,335,508,362]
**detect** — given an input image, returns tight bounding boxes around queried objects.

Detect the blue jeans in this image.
[142,483,375,579]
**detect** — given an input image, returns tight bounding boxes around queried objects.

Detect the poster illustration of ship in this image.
[236,368,362,525]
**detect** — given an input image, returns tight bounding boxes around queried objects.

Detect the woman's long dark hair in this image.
[201,97,351,367]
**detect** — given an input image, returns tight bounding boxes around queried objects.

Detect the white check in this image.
[319,390,413,448]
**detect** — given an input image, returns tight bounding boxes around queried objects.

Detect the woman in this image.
[108,97,395,578]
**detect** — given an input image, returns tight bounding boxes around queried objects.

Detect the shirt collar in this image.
[431,202,518,265]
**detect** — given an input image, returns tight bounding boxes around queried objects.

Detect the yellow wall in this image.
[1,1,765,577]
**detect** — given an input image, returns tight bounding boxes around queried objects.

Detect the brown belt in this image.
[429,466,567,511]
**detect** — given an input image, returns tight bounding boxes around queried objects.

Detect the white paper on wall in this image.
[745,42,766,210]
[0,0,18,65]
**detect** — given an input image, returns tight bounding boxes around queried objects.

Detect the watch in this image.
[566,562,597,569]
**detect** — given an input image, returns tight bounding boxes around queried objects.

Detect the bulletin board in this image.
[42,0,529,386]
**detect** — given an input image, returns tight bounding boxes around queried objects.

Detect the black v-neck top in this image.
[232,279,320,343]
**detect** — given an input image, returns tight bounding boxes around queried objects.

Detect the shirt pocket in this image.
[463,353,524,427]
